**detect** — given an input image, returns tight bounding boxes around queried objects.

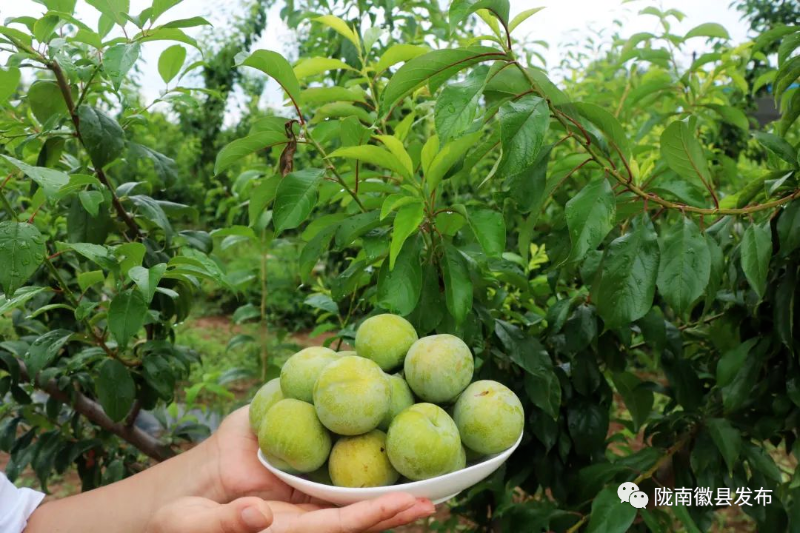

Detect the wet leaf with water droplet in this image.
[0,221,46,295]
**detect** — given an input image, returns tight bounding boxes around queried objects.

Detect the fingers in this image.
[291,493,428,533]
[366,499,436,532]
[178,497,274,533]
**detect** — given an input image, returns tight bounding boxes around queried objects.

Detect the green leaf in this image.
[273,169,325,234]
[300,87,365,106]
[96,359,135,422]
[505,144,552,216]
[426,131,483,191]
[573,102,631,159]
[248,175,281,226]
[293,57,355,79]
[85,0,129,27]
[2,155,68,198]
[301,294,337,316]
[128,264,166,303]
[495,320,560,418]
[67,197,109,245]
[161,16,211,29]
[312,102,374,124]
[27,81,68,124]
[565,178,616,264]
[34,14,60,43]
[103,43,140,90]
[612,372,653,431]
[375,135,414,177]
[0,67,20,102]
[299,225,337,283]
[435,66,486,142]
[775,55,800,98]
[509,7,545,32]
[672,504,702,533]
[57,242,116,269]
[129,195,173,238]
[150,0,182,22]
[78,191,104,217]
[775,266,796,351]
[753,131,798,164]
[373,44,429,74]
[586,486,637,533]
[407,264,445,335]
[498,94,549,176]
[313,15,360,49]
[108,290,148,348]
[421,135,440,178]
[716,339,758,388]
[661,121,712,187]
[656,217,711,314]
[0,222,46,295]
[778,31,800,65]
[684,22,730,40]
[449,0,510,32]
[703,104,749,132]
[442,243,473,323]
[237,50,302,111]
[740,221,772,300]
[136,27,199,50]
[335,211,384,249]
[157,44,186,84]
[650,171,708,207]
[77,270,105,292]
[25,330,72,377]
[567,402,608,455]
[595,214,660,328]
[214,132,287,175]
[706,418,741,474]
[778,200,800,256]
[329,145,411,180]
[742,442,783,483]
[390,202,424,269]
[377,235,422,315]
[467,208,506,257]
[0,287,49,316]
[77,106,125,168]
[380,46,506,116]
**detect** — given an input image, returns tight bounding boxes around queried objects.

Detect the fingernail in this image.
[241,507,270,529]
[418,499,436,515]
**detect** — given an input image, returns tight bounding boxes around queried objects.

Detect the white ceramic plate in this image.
[256,433,523,506]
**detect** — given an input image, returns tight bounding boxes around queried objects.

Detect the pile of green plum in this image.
[249,314,524,488]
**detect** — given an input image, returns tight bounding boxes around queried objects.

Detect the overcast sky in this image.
[2,0,751,115]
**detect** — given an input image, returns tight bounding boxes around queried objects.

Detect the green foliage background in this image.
[1,0,800,531]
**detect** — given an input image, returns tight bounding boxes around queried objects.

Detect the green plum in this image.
[386,403,461,481]
[328,430,399,488]
[451,445,467,472]
[355,314,418,371]
[379,374,415,431]
[248,378,284,433]
[404,335,473,403]
[280,346,339,403]
[453,380,524,454]
[258,398,331,473]
[313,356,390,435]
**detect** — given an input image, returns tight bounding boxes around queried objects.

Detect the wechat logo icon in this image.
[618,482,649,509]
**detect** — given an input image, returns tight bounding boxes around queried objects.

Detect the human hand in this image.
[199,406,314,504]
[147,492,435,533]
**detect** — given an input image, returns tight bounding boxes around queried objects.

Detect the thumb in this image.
[183,498,274,533]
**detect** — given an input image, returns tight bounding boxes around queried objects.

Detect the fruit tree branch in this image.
[16,357,174,462]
